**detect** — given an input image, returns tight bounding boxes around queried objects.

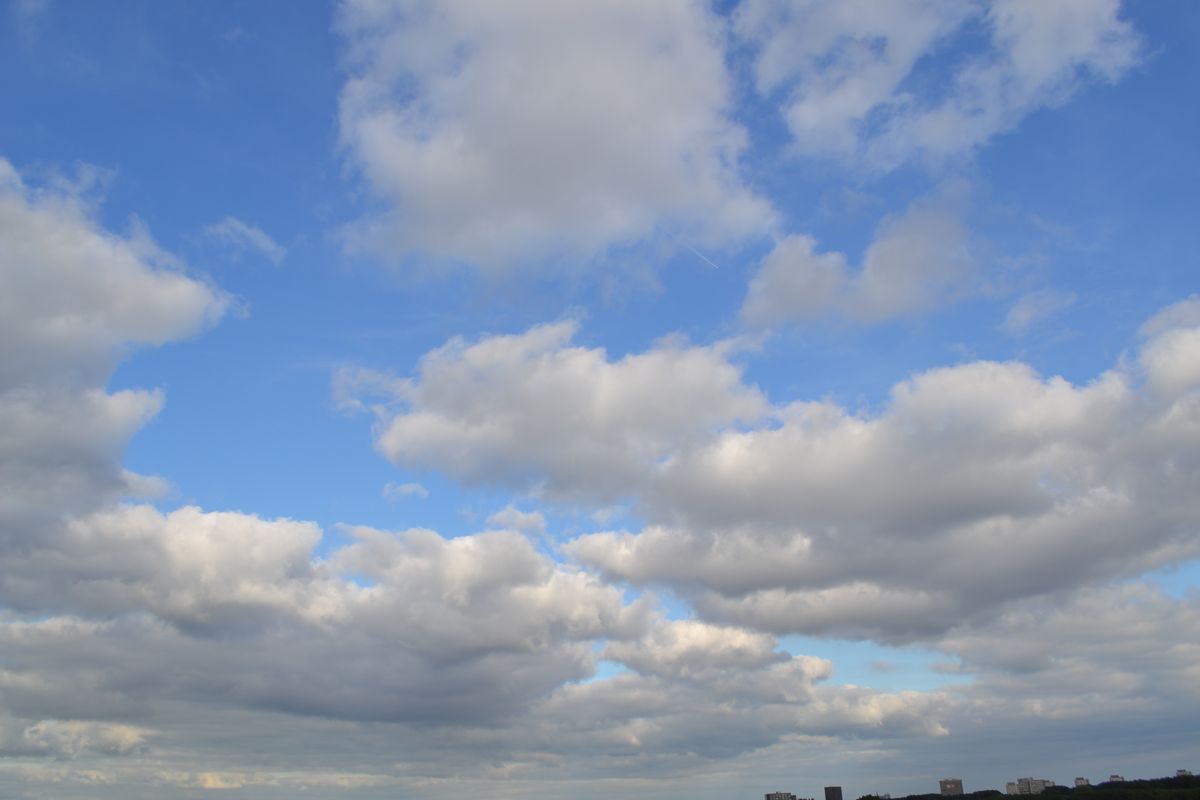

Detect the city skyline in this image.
[768,769,1197,800]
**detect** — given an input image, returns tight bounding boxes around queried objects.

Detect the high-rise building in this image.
[1007,778,1055,795]
[825,786,844,800]
[940,779,965,796]
[1075,778,1091,788]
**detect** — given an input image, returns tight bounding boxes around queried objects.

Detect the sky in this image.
[1,0,1199,798]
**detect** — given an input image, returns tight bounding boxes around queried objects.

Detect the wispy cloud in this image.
[204,216,286,265]
[382,481,428,502]
[1002,289,1077,335]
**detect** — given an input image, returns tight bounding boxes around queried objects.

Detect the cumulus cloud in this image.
[359,320,767,501]
[736,0,1141,168]
[488,505,546,535]
[483,616,945,770]
[0,514,647,723]
[0,182,965,780]
[1138,325,1200,397]
[336,0,774,269]
[337,308,1200,643]
[1139,294,1200,339]
[0,503,957,784]
[604,619,794,680]
[0,160,225,387]
[1,153,936,787]
[741,191,977,326]
[1,505,333,629]
[204,216,286,265]
[0,158,226,545]
[572,330,1200,639]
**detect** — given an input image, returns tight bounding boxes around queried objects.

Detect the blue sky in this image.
[1,1,1199,798]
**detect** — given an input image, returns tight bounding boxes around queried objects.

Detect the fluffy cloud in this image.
[1139,294,1200,339]
[356,320,767,501]
[1,157,948,787]
[573,327,1200,639]
[337,0,773,268]
[456,617,946,774]
[741,191,976,325]
[605,619,797,681]
[0,159,225,546]
[488,505,547,535]
[348,309,1200,642]
[1,505,331,628]
[0,513,648,727]
[734,0,973,159]
[737,0,1141,167]
[0,160,224,387]
[0,506,960,787]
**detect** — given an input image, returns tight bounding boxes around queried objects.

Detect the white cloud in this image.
[604,619,792,680]
[737,0,1141,168]
[503,616,945,768]
[563,315,1200,640]
[1139,325,1200,397]
[0,159,225,388]
[0,508,650,725]
[0,158,226,546]
[0,504,950,782]
[362,320,767,501]
[204,216,286,265]
[329,306,1200,643]
[487,505,546,535]
[0,589,953,786]
[742,191,977,325]
[1139,294,1200,339]
[336,0,774,269]
[3,120,1197,792]
[734,0,974,159]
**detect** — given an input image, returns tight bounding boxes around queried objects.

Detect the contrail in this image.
[686,245,720,269]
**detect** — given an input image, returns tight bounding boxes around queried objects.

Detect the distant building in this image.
[1109,776,1125,783]
[826,786,844,800]
[941,779,965,796]
[1075,778,1091,788]
[1179,771,1194,778]
[766,794,798,800]
[1007,778,1056,795]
